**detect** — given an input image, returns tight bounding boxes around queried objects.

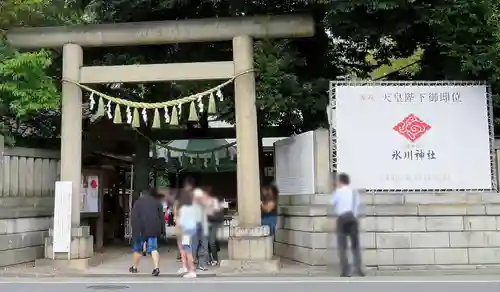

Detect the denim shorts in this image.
[181,229,196,253]
[261,215,277,236]
[132,236,158,253]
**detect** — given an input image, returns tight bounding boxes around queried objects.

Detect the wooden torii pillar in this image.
[8,15,314,268]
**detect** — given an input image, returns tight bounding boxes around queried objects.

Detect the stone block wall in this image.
[275,192,500,269]
[274,193,334,265]
[0,209,52,266]
[0,142,59,267]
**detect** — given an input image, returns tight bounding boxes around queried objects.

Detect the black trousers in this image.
[208,222,222,261]
[336,213,363,275]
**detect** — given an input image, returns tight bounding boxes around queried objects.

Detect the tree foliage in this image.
[81,0,500,131]
[5,0,500,139]
[81,0,351,133]
[329,0,500,123]
[0,47,60,116]
[0,0,88,142]
[0,2,56,114]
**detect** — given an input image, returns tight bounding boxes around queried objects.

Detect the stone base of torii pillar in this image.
[37,226,94,270]
[220,225,279,273]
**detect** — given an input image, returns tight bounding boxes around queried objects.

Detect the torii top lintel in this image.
[7,14,315,49]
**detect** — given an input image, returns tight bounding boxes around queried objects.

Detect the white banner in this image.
[335,84,493,190]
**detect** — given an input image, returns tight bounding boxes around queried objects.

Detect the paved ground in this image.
[3,243,500,279]
[1,277,500,292]
[0,245,328,277]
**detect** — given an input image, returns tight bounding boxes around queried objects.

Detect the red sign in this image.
[90,179,97,189]
[393,113,431,142]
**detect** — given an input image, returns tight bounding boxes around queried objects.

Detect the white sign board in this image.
[274,131,315,195]
[53,181,72,256]
[335,84,493,190]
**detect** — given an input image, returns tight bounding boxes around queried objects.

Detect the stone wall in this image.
[275,192,500,270]
[274,193,333,265]
[0,140,59,267]
[0,208,52,266]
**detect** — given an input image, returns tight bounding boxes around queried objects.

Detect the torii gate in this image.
[7,15,314,268]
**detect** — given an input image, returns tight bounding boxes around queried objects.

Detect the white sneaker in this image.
[183,271,197,278]
[177,267,188,275]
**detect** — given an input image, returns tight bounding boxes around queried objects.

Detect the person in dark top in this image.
[206,190,224,265]
[141,190,166,257]
[261,184,278,238]
[129,188,165,276]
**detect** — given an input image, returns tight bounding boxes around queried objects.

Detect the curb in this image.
[0,270,330,278]
[0,272,218,278]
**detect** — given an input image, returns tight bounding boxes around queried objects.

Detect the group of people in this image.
[174,177,226,277]
[127,172,364,278]
[128,176,225,278]
[127,176,280,278]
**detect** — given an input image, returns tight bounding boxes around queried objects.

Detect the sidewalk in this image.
[2,246,500,278]
[0,245,329,278]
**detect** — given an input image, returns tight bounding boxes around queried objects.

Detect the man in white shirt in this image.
[330,173,365,277]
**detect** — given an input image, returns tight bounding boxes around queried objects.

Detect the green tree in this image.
[327,0,500,81]
[90,0,500,131]
[0,0,87,143]
[7,0,500,139]
[327,0,500,128]
[79,0,356,134]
